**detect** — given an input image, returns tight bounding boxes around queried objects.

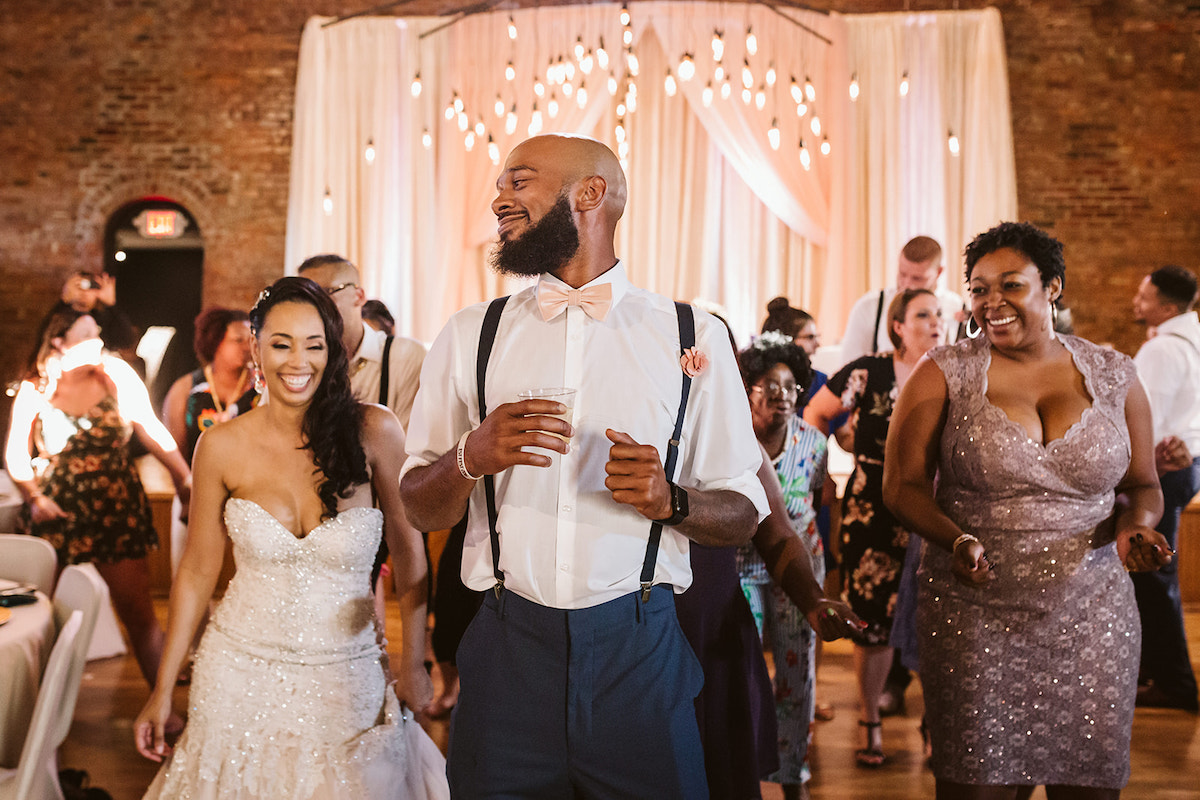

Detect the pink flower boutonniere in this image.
[680,347,709,378]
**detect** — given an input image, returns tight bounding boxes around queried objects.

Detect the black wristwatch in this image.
[655,482,690,526]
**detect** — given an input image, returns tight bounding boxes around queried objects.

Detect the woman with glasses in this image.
[804,288,944,768]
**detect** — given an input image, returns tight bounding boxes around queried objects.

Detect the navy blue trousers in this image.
[1131,458,1200,707]
[447,585,709,799]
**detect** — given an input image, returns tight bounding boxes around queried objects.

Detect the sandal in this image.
[855,720,886,768]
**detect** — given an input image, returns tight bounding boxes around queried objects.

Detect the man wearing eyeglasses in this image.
[297,254,425,430]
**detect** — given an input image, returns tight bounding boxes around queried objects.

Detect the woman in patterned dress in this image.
[803,288,944,767]
[5,308,192,685]
[736,332,861,798]
[883,222,1171,799]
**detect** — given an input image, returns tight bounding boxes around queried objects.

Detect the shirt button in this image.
[561,504,572,513]
[559,562,569,571]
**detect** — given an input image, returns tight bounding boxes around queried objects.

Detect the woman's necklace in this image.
[204,364,248,419]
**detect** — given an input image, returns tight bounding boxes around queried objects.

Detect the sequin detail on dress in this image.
[143,498,448,800]
[918,335,1140,789]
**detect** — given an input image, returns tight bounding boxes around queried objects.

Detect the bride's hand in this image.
[134,691,176,762]
[394,657,435,713]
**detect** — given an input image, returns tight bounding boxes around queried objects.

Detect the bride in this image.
[134,277,447,799]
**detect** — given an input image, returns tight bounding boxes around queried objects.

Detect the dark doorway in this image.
[103,199,204,411]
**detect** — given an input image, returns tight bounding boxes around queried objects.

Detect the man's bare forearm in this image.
[675,489,758,547]
[399,453,475,532]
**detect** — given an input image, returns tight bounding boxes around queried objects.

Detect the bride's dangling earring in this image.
[253,365,265,395]
[965,315,983,339]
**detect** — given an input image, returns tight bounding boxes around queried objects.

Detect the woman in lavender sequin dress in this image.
[883,223,1172,798]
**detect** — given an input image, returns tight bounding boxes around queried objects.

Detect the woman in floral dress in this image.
[804,288,944,767]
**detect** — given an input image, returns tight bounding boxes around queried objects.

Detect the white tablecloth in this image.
[0,591,54,768]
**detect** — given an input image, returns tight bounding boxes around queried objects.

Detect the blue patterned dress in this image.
[737,414,828,784]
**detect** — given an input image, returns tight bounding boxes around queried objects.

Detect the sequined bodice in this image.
[924,335,1137,610]
[211,498,383,659]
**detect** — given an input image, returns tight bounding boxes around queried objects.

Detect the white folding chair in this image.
[0,535,56,595]
[0,610,82,800]
[50,566,103,717]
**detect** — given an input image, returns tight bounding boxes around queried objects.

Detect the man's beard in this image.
[489,194,580,277]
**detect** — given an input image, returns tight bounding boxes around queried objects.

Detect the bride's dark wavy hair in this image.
[249,276,367,519]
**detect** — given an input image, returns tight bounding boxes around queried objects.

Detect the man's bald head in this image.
[509,135,627,223]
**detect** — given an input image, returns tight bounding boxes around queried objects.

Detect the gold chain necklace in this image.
[203,365,248,417]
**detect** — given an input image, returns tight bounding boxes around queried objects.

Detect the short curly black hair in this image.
[738,336,814,396]
[964,221,1066,291]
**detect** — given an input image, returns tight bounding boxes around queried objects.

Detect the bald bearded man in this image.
[401,135,768,798]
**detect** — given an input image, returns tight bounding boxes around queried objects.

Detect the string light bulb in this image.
[799,139,812,170]
[529,103,543,136]
[711,30,724,62]
[534,79,545,98]
[581,49,594,75]
[421,128,432,149]
[741,87,752,105]
[505,61,516,81]
[768,118,780,150]
[678,53,695,82]
[625,49,639,76]
[948,130,960,156]
[464,131,475,152]
[810,114,821,136]
[623,26,633,46]
[721,80,732,100]
[576,82,588,107]
[702,81,714,107]
[820,136,831,156]
[899,71,910,97]
[507,15,517,40]
[456,111,468,132]
[849,73,860,101]
[804,76,816,102]
[506,105,518,135]
[487,135,500,165]
[745,26,757,56]
[615,121,626,143]
[574,36,585,61]
[596,39,609,70]
[411,72,422,98]
[444,102,455,121]
[548,94,559,118]
[607,73,619,95]
[664,70,677,97]
[790,77,803,104]
[364,138,375,164]
[755,85,766,110]
[796,99,808,117]
[474,118,486,137]
[765,63,777,87]
[562,80,573,98]
[495,95,505,117]
[742,59,753,89]
[323,186,333,216]
[714,63,725,83]
[453,94,464,114]
[620,4,630,26]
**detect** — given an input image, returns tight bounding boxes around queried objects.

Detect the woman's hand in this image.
[1118,525,1174,572]
[28,495,69,525]
[133,690,176,762]
[393,655,434,714]
[806,598,866,642]
[951,539,996,587]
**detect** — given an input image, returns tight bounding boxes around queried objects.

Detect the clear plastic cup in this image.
[518,387,576,441]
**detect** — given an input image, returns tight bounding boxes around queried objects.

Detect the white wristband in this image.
[456,430,483,481]
[952,533,980,552]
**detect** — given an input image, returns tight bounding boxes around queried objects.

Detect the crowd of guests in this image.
[3,134,1195,800]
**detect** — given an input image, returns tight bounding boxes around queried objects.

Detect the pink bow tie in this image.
[537,282,613,322]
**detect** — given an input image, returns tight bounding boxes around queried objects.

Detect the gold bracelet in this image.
[952,533,980,552]
[456,430,483,481]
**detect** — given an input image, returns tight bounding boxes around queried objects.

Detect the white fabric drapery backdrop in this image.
[286,5,1016,344]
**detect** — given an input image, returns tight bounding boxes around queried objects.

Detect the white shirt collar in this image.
[536,260,631,311]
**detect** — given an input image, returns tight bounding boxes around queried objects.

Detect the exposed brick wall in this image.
[2,0,1198,444]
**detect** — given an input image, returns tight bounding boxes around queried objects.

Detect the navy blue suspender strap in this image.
[477,297,509,597]
[474,298,695,604]
[379,334,394,406]
[640,301,695,602]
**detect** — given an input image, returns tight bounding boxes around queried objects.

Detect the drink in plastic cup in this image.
[518,387,576,442]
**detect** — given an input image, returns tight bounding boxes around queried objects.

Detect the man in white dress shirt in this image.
[400,135,768,797]
[838,236,965,365]
[297,254,426,430]
[1131,264,1200,713]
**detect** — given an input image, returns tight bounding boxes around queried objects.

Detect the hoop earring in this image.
[1051,301,1060,331]
[965,315,983,339]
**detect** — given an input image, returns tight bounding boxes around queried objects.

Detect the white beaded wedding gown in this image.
[143,498,449,800]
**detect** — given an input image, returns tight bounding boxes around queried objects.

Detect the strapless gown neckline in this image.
[225,496,381,541]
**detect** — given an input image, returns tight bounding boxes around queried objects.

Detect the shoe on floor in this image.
[1135,683,1199,713]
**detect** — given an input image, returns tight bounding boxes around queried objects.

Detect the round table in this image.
[0,591,55,768]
